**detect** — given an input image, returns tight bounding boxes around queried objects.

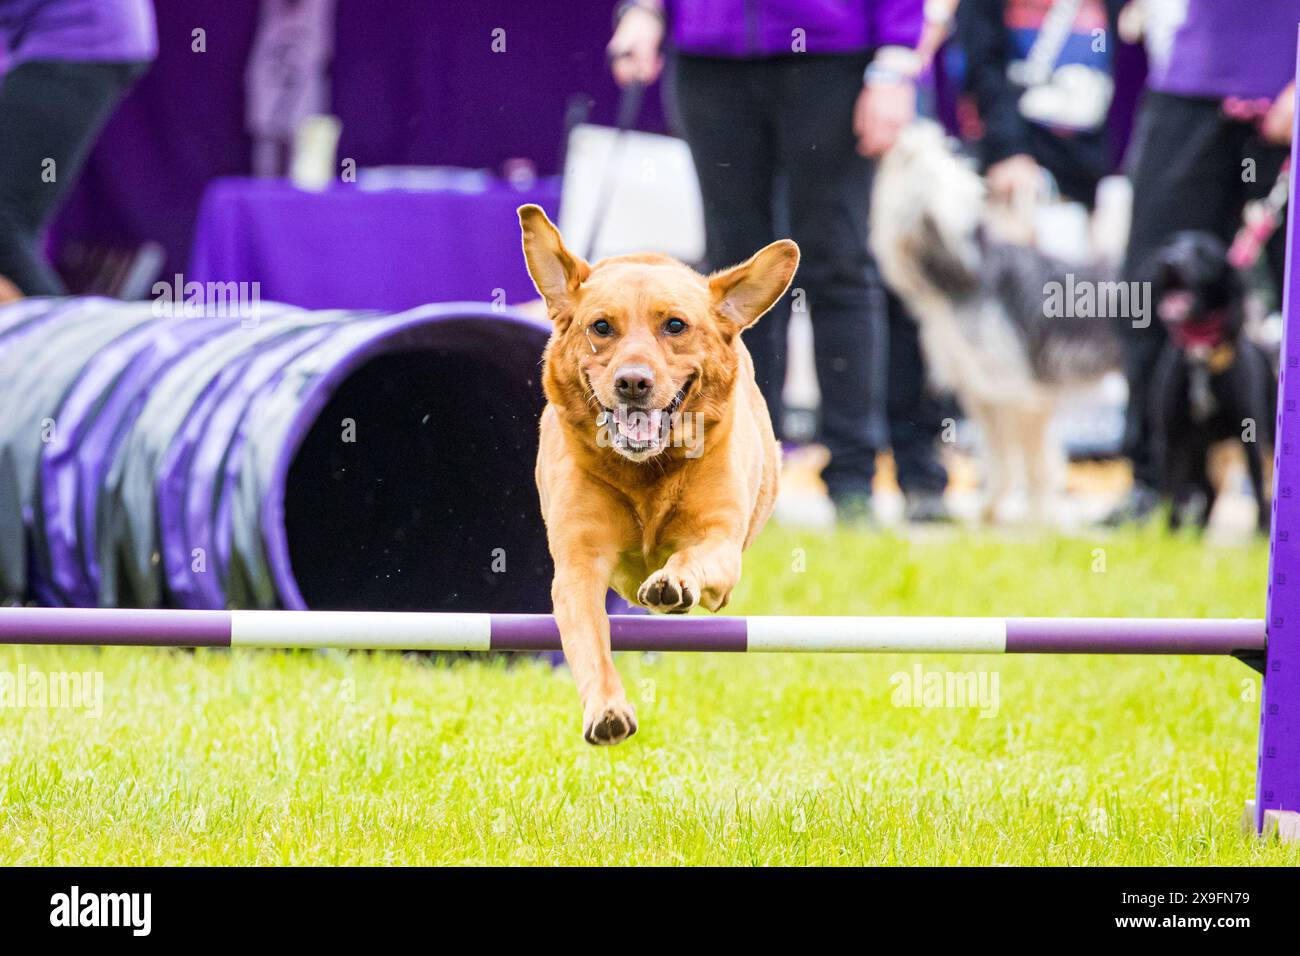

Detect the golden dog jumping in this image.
[518,204,797,744]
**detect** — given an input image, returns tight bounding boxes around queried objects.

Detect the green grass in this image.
[2,526,1295,865]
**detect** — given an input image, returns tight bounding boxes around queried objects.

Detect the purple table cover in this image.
[188,176,560,311]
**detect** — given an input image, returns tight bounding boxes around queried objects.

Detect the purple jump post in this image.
[1254,25,1300,840]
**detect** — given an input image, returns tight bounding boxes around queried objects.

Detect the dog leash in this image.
[1228,159,1291,271]
[581,78,646,261]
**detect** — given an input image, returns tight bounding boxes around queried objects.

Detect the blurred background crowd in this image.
[1,0,1297,538]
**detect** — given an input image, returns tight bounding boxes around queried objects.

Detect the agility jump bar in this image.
[0,607,1266,656]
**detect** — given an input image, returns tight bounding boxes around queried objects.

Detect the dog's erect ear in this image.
[709,239,800,334]
[518,204,590,316]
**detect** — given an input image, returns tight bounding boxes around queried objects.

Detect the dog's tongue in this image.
[1160,290,1195,323]
[615,407,662,443]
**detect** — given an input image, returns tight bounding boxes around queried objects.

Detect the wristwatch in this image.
[864,46,921,86]
[613,0,665,28]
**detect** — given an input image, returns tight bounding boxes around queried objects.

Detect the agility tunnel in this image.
[0,297,554,614]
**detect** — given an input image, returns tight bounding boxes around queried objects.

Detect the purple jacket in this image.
[1147,0,1300,101]
[0,0,157,74]
[667,0,923,58]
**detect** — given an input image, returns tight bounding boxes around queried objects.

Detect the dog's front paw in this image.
[582,694,638,746]
[637,567,700,614]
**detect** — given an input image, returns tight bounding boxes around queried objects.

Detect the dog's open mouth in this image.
[1157,263,1202,325]
[1159,286,1195,324]
[599,377,695,458]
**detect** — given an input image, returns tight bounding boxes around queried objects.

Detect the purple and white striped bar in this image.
[0,607,1266,656]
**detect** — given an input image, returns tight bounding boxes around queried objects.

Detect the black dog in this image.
[1148,231,1275,532]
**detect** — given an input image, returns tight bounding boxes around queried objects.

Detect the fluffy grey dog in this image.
[871,122,1123,523]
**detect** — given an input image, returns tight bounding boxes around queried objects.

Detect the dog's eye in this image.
[664,317,687,335]
[590,319,614,336]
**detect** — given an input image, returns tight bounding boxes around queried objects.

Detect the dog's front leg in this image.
[1021,403,1062,526]
[970,399,1013,524]
[551,548,637,745]
[638,529,744,614]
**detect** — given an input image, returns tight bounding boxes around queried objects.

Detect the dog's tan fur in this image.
[518,204,797,744]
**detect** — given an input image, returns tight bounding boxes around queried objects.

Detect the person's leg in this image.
[1028,123,1106,209]
[774,54,886,510]
[883,288,950,517]
[672,56,788,430]
[1111,92,1241,517]
[0,60,146,295]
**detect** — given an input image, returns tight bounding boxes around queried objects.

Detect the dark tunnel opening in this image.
[282,345,554,612]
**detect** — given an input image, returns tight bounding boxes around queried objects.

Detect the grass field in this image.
[1,526,1295,865]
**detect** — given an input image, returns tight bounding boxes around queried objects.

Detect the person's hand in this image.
[986,154,1042,203]
[853,80,915,157]
[1262,81,1295,145]
[0,274,21,304]
[1116,1,1144,44]
[608,5,665,87]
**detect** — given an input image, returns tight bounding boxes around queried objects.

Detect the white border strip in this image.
[746,616,1007,653]
[231,610,492,651]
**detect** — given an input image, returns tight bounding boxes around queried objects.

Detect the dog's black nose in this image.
[614,365,654,402]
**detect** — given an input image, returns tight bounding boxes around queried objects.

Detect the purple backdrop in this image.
[50,1,1143,285]
[53,0,666,279]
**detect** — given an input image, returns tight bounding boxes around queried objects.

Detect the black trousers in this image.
[674,53,947,499]
[1120,90,1288,489]
[0,60,147,296]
